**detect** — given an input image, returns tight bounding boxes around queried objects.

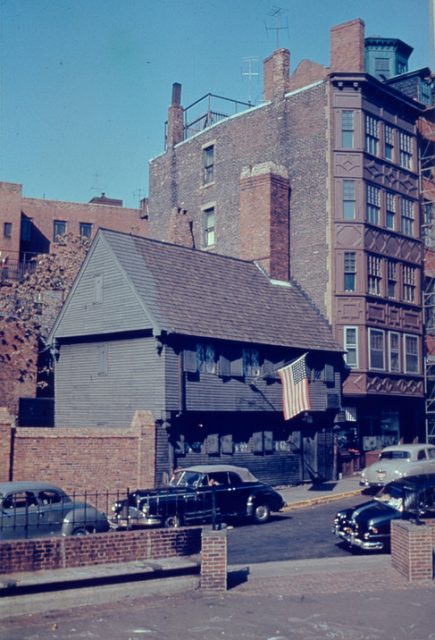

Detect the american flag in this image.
[278,353,311,421]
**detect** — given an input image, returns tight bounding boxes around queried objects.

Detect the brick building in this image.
[147,18,434,456]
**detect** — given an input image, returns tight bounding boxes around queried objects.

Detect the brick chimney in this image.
[166,83,184,147]
[240,162,290,281]
[263,49,290,101]
[330,18,365,73]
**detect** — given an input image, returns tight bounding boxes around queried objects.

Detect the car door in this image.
[36,488,71,535]
[0,490,41,539]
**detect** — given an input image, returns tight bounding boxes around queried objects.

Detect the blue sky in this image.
[0,0,431,209]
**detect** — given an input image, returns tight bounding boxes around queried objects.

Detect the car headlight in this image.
[368,525,379,534]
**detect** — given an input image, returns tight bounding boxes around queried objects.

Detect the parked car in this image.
[332,473,435,552]
[110,464,286,529]
[359,443,435,488]
[0,481,110,540]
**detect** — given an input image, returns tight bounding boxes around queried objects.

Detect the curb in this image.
[282,489,362,511]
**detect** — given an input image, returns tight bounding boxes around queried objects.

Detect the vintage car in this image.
[332,473,435,552]
[0,481,110,540]
[110,464,286,529]
[359,443,435,488]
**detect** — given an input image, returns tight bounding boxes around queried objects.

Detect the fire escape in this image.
[422,113,435,445]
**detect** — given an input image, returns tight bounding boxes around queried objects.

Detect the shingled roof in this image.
[100,229,340,354]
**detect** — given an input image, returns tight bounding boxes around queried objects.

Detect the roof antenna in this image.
[242,56,259,105]
[264,6,289,48]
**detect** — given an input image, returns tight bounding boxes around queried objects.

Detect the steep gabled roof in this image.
[100,229,340,353]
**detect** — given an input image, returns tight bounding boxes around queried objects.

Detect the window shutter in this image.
[221,434,233,454]
[251,431,263,453]
[207,434,219,455]
[183,349,197,373]
[219,355,231,377]
[264,431,273,452]
[231,356,244,377]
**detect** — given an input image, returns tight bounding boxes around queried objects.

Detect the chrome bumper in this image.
[332,526,385,551]
[110,515,162,529]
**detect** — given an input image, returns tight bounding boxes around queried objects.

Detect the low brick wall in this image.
[0,527,201,574]
[391,519,434,581]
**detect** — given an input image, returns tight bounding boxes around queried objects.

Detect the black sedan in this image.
[110,464,286,529]
[332,473,435,552]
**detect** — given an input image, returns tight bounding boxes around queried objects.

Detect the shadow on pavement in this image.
[227,567,250,590]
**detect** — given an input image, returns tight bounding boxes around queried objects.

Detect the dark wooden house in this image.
[48,229,344,485]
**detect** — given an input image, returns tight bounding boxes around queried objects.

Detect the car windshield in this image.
[379,451,410,461]
[375,484,406,511]
[169,471,204,488]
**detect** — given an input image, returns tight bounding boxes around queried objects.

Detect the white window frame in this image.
[341,111,354,149]
[343,326,359,369]
[403,334,419,374]
[202,205,216,248]
[369,328,385,371]
[202,143,215,185]
[388,331,401,372]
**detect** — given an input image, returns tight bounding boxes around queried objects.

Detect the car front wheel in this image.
[252,503,270,524]
[72,526,95,536]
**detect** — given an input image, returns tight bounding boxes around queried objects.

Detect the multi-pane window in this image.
[399,132,413,169]
[389,332,400,372]
[366,184,380,225]
[369,328,385,370]
[202,144,214,184]
[243,348,261,377]
[375,57,390,78]
[343,326,358,368]
[3,222,12,238]
[344,252,356,292]
[196,343,216,373]
[386,192,396,230]
[403,265,416,303]
[365,115,379,156]
[400,198,415,237]
[53,220,67,242]
[341,111,354,149]
[368,255,382,295]
[343,180,356,220]
[385,125,394,161]
[387,260,397,299]
[404,334,419,374]
[202,206,215,247]
[80,222,92,240]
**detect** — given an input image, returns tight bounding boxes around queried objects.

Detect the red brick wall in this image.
[391,519,433,581]
[330,19,365,73]
[0,182,22,261]
[263,49,290,101]
[0,527,201,574]
[3,410,157,494]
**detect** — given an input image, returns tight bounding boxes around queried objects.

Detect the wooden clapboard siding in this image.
[54,236,153,338]
[55,336,164,427]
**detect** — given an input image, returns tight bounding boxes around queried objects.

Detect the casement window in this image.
[385,125,394,161]
[344,252,356,292]
[202,144,215,185]
[388,332,400,372]
[196,343,216,373]
[387,260,397,299]
[368,255,382,296]
[80,222,92,240]
[404,334,419,374]
[399,132,413,170]
[53,220,67,242]
[402,265,416,303]
[369,328,385,371]
[375,57,390,79]
[366,184,380,225]
[202,206,215,247]
[386,192,396,230]
[341,111,354,149]
[242,348,261,377]
[343,180,356,220]
[94,275,103,304]
[3,222,12,238]
[343,326,358,368]
[400,197,415,237]
[365,114,380,156]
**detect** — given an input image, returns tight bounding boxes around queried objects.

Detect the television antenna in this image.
[241,56,259,105]
[90,172,105,194]
[264,6,289,48]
